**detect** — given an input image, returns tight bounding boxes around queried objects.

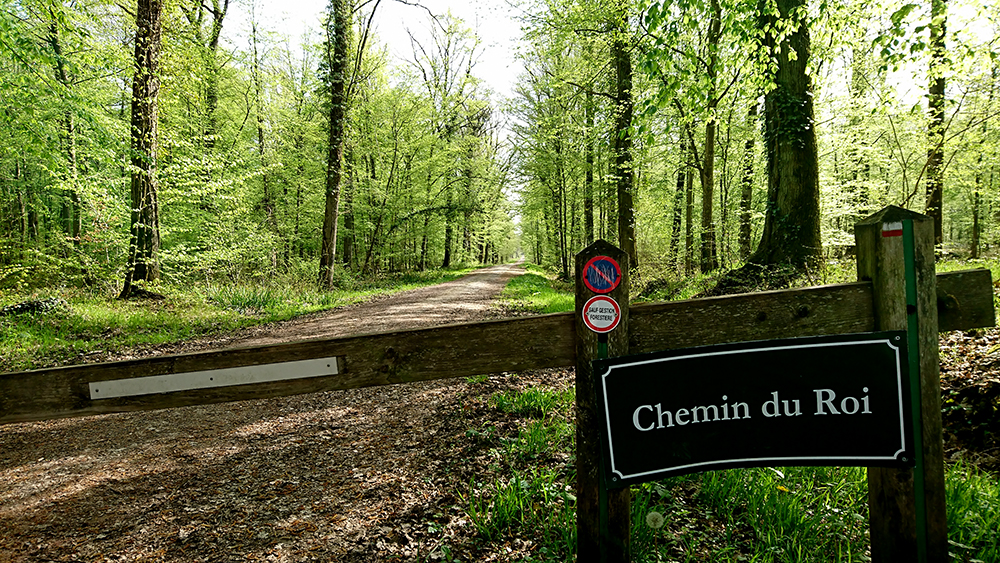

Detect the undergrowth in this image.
[498,264,574,314]
[635,256,1000,303]
[465,382,1000,562]
[0,265,478,372]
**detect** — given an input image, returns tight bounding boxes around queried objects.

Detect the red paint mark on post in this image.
[881,221,903,237]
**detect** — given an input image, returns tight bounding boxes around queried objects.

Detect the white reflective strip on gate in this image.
[88,357,340,399]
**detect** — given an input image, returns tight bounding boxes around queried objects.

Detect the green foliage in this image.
[0,0,514,297]
[206,285,288,315]
[463,380,578,561]
[693,466,869,561]
[498,264,575,314]
[0,266,482,373]
[946,462,1000,562]
[464,468,577,557]
[475,377,1000,562]
[490,387,575,419]
[0,292,250,372]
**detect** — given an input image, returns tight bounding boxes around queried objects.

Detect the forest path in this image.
[148,261,527,357]
[0,260,573,563]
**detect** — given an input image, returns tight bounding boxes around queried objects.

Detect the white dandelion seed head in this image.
[645,511,665,529]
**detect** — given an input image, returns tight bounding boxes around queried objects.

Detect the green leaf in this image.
[889,4,918,27]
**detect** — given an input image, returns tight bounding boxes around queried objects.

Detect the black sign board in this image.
[593,332,914,489]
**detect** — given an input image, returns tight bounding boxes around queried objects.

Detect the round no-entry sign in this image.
[583,255,622,294]
[582,295,621,333]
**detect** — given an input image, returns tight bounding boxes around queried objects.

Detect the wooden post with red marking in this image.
[856,206,948,563]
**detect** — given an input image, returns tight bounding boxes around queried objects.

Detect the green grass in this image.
[945,462,1000,563]
[636,466,870,562]
[490,387,575,419]
[466,382,1000,563]
[464,468,577,561]
[0,265,481,373]
[498,264,574,314]
[464,384,578,561]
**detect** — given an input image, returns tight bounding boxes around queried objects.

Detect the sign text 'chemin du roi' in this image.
[593,332,915,488]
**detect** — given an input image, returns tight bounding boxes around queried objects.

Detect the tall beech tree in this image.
[46,5,83,251]
[925,0,946,244]
[318,0,352,288]
[517,0,639,268]
[611,2,637,268]
[746,0,821,272]
[180,0,229,150]
[643,0,750,274]
[738,104,757,260]
[120,0,164,298]
[409,14,486,268]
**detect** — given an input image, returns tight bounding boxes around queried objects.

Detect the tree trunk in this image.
[749,0,821,271]
[442,186,454,268]
[203,0,228,150]
[612,25,637,268]
[684,146,695,276]
[318,0,350,288]
[739,104,758,260]
[970,67,995,258]
[699,0,722,273]
[48,16,82,249]
[419,145,434,270]
[560,173,569,280]
[925,0,946,245]
[342,145,356,270]
[250,19,277,269]
[669,138,686,271]
[700,120,717,272]
[585,90,595,245]
[120,0,163,299]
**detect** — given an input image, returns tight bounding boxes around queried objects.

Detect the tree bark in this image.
[612,19,637,268]
[342,145,356,270]
[318,0,350,288]
[699,0,722,273]
[203,0,228,150]
[739,104,758,260]
[249,18,277,269]
[971,66,995,258]
[120,0,163,299]
[584,90,596,245]
[925,0,946,245]
[669,137,686,271]
[48,16,82,248]
[442,187,454,268]
[749,0,821,271]
[684,144,695,276]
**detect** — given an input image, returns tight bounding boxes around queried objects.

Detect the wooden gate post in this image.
[855,206,947,563]
[575,240,630,563]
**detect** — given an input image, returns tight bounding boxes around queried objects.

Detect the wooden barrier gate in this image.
[0,206,995,562]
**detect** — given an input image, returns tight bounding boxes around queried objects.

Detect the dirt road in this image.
[0,262,574,563]
[142,262,526,356]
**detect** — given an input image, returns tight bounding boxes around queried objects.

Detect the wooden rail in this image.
[0,269,993,425]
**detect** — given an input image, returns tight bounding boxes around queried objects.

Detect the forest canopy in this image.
[0,0,996,295]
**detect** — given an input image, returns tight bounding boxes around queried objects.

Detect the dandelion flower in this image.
[646,511,665,529]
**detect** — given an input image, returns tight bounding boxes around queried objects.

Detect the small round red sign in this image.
[582,295,621,334]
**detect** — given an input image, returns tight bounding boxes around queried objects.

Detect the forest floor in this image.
[0,264,998,562]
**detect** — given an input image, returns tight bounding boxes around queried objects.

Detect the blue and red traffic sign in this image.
[583,255,622,294]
